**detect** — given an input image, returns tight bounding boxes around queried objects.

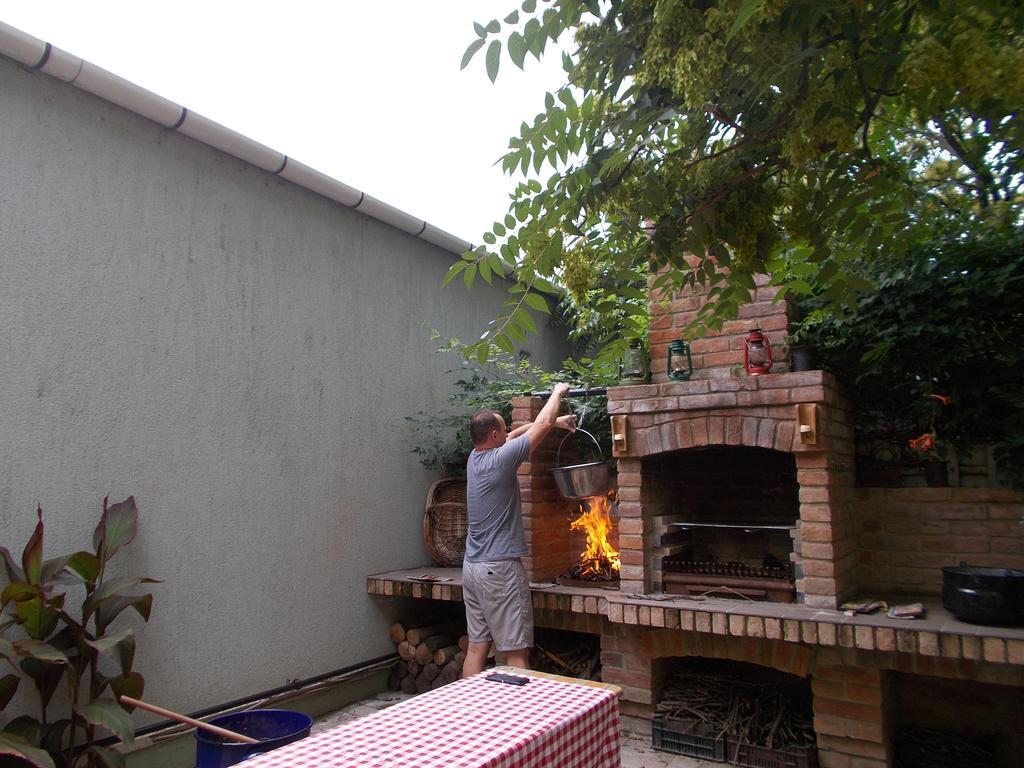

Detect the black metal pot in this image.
[941,563,1024,625]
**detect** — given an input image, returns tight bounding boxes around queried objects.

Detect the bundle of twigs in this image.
[530,640,601,680]
[655,672,814,748]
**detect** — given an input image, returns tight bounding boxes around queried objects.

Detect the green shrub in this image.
[406,333,616,477]
[801,229,1024,485]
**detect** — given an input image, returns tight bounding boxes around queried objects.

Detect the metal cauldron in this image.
[942,563,1024,626]
[551,428,610,499]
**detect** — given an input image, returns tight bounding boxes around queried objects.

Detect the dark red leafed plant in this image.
[0,497,160,768]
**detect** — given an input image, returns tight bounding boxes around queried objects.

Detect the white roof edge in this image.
[0,20,475,256]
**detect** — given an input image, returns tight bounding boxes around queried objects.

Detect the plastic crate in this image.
[725,736,818,768]
[652,717,726,761]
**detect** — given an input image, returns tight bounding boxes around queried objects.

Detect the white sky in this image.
[2,1,568,243]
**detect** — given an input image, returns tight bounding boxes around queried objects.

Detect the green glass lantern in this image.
[667,339,694,381]
[619,340,650,385]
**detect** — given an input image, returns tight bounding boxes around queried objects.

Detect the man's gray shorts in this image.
[462,559,534,651]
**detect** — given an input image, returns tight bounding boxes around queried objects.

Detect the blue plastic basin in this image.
[194,709,313,768]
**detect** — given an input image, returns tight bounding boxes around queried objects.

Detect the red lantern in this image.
[744,328,773,375]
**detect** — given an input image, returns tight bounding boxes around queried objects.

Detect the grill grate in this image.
[663,555,793,581]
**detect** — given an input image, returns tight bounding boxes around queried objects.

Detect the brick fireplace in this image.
[516,274,856,610]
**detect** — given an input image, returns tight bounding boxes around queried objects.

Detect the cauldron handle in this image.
[556,428,603,466]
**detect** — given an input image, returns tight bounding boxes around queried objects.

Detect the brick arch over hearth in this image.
[627,412,800,456]
[641,629,815,678]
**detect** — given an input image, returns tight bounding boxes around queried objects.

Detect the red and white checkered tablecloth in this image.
[240,670,620,768]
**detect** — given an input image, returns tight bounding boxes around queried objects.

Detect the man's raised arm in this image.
[522,382,573,451]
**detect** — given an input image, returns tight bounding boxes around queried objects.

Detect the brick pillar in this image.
[615,458,647,593]
[600,622,655,718]
[512,396,574,582]
[811,663,891,767]
[795,397,857,608]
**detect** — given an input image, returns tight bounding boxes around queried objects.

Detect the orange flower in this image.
[909,432,936,451]
[929,394,951,406]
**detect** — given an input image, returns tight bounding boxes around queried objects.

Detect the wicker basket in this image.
[423,478,468,566]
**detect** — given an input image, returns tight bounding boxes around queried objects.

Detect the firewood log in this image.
[406,660,420,677]
[397,641,415,661]
[406,622,461,646]
[433,645,460,666]
[400,675,417,694]
[415,672,432,693]
[458,635,469,652]
[422,662,440,682]
[414,643,433,665]
[444,663,462,683]
[388,623,406,644]
[454,651,466,667]
[421,634,457,653]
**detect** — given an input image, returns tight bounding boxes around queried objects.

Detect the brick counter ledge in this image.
[367,568,1024,668]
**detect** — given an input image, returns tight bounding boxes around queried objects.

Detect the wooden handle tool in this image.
[119,695,260,744]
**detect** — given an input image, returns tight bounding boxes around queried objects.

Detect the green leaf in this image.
[0,733,56,768]
[504,10,519,25]
[0,673,18,708]
[463,263,477,289]
[12,639,68,665]
[443,260,468,286]
[473,21,486,38]
[508,32,527,69]
[93,496,138,564]
[83,577,160,622]
[22,508,44,586]
[85,628,134,662]
[479,257,493,285]
[77,699,135,746]
[513,307,537,333]
[504,214,516,229]
[108,671,144,704]
[15,596,61,641]
[41,554,77,585]
[488,252,506,277]
[728,0,764,40]
[522,0,536,12]
[0,546,26,584]
[485,40,502,83]
[2,581,37,606]
[494,334,516,355]
[482,231,496,245]
[523,293,549,313]
[461,38,486,70]
[505,321,527,343]
[485,19,501,34]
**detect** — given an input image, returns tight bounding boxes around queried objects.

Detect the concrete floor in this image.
[313,691,721,768]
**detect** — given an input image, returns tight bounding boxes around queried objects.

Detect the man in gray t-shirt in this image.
[461,382,575,677]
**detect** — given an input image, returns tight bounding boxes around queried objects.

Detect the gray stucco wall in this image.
[0,56,568,715]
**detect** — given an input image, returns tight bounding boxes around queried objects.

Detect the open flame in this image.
[568,494,621,580]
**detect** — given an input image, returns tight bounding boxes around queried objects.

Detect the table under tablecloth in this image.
[240,669,621,768]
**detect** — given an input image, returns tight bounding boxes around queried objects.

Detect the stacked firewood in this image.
[386,622,468,694]
[656,672,815,748]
